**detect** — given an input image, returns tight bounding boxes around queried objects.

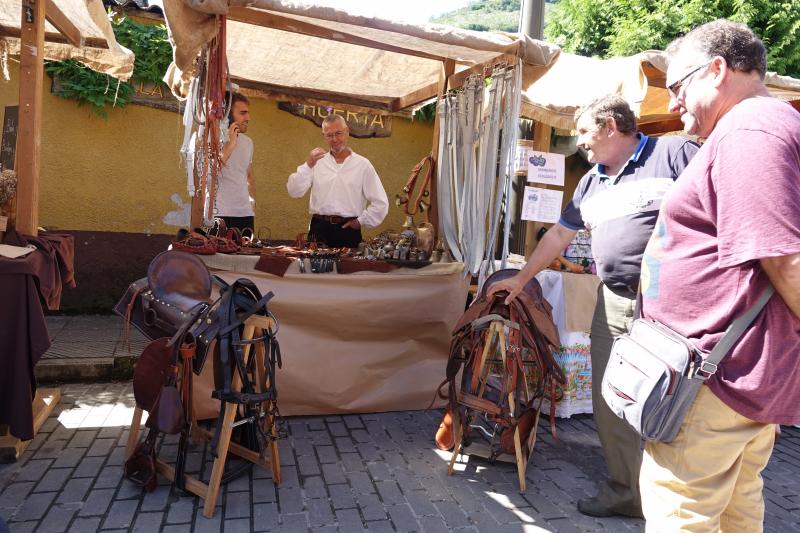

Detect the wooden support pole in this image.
[427,59,455,239]
[15,0,46,237]
[523,121,552,256]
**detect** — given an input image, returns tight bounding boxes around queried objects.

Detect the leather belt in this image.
[312,214,356,225]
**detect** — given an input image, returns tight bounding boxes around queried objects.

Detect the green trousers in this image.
[590,283,643,517]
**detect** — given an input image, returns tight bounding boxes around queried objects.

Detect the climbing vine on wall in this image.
[44,16,172,117]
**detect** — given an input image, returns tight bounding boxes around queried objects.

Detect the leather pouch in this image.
[150,383,185,435]
[124,434,158,492]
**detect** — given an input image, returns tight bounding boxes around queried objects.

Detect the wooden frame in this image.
[447,319,541,492]
[125,314,281,518]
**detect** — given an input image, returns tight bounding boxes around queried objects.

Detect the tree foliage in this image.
[432,0,522,32]
[544,0,800,77]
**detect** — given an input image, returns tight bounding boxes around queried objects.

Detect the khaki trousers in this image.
[590,284,643,516]
[640,385,775,532]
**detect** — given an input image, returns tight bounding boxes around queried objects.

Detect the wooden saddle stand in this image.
[116,251,283,518]
[441,269,565,492]
[125,313,280,518]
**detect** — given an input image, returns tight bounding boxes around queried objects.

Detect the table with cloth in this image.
[0,231,75,443]
[535,269,601,418]
[198,254,470,416]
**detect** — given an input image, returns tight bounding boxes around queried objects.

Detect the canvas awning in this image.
[0,0,134,81]
[162,0,561,111]
[523,50,800,133]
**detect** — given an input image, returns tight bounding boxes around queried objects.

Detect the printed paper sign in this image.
[521,186,563,223]
[527,151,565,186]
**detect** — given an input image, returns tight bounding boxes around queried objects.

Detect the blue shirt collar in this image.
[596,133,649,180]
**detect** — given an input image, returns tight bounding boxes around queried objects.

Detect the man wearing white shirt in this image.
[217,92,256,231]
[287,115,389,248]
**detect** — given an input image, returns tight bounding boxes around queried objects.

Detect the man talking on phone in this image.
[216,91,256,232]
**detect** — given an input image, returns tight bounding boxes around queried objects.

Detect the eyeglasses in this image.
[667,61,712,98]
[323,130,346,140]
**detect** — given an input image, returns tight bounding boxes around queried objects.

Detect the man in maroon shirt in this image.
[638,19,800,531]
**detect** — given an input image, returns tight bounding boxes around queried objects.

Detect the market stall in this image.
[137,0,565,419]
[0,0,133,459]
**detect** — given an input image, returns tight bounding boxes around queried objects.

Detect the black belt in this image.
[606,283,637,299]
[312,214,357,225]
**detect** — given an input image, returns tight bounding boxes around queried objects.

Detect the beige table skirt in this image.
[196,256,470,417]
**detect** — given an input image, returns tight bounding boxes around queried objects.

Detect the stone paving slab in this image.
[42,316,148,361]
[1,382,799,532]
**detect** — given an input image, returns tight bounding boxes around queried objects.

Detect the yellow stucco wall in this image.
[0,62,434,238]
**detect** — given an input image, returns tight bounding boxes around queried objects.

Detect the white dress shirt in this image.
[286,151,389,228]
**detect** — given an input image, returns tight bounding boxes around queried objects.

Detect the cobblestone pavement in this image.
[1,382,799,532]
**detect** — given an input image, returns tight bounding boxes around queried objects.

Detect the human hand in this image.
[485,275,525,305]
[342,219,361,230]
[307,147,326,168]
[227,121,240,141]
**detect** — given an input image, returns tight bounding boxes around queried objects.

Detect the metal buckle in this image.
[694,360,718,380]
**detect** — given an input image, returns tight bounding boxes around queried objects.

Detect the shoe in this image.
[577,498,618,518]
[577,498,643,519]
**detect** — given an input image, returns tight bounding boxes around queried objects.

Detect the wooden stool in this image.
[447,318,542,492]
[125,314,281,518]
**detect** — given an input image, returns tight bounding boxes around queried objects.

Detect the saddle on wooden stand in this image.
[115,250,284,517]
[438,269,566,492]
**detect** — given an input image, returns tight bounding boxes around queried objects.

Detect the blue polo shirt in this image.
[559,134,700,292]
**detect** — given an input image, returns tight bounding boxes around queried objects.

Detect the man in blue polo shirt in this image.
[488,94,699,518]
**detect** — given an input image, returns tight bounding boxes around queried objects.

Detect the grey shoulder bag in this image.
[601,285,774,443]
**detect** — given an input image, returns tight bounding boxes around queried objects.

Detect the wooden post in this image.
[427,59,455,238]
[15,0,46,237]
[523,121,552,256]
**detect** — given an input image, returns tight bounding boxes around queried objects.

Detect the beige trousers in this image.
[640,385,775,532]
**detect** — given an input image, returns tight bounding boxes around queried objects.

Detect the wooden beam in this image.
[0,24,107,49]
[639,117,685,136]
[44,0,83,47]
[392,81,439,112]
[0,389,59,462]
[240,86,389,116]
[427,59,455,238]
[448,54,518,90]
[15,0,46,237]
[234,77,394,112]
[228,6,447,62]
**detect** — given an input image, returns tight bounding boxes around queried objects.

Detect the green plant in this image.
[44,16,173,116]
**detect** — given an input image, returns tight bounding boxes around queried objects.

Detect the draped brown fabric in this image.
[0,232,75,440]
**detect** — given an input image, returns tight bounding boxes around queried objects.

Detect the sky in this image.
[309,0,476,24]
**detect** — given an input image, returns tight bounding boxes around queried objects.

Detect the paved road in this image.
[1,382,799,532]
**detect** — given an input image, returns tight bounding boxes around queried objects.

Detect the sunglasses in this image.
[667,61,712,98]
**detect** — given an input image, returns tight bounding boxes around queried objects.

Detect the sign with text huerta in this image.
[278,102,392,138]
[527,151,565,186]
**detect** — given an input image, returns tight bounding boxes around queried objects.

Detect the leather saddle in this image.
[438,269,566,456]
[114,250,217,373]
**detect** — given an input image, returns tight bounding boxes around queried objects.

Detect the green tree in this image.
[432,0,522,32]
[544,0,800,77]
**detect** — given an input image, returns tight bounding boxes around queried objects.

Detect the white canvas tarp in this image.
[0,0,134,80]
[163,0,560,106]
[523,50,800,131]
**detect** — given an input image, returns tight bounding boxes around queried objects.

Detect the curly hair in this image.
[667,19,767,79]
[574,94,637,135]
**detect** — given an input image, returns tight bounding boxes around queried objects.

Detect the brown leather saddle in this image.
[440,269,566,457]
[115,250,217,372]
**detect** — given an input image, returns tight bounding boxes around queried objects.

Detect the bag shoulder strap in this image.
[703,285,775,370]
